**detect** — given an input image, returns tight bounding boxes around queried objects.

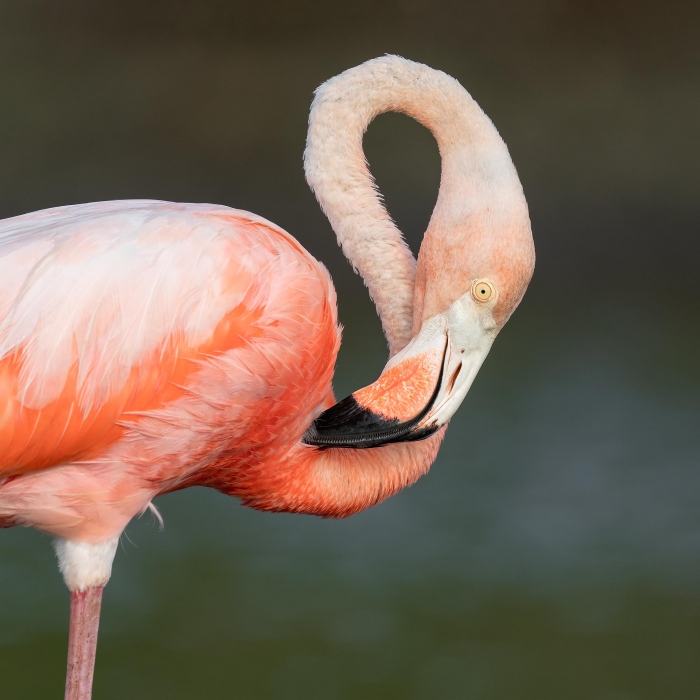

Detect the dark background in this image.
[1,2,698,698]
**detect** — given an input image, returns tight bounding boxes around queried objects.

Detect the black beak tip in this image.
[302,395,440,449]
[303,352,445,449]
[302,394,402,448]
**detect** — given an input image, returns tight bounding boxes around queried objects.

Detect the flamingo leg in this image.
[65,586,104,700]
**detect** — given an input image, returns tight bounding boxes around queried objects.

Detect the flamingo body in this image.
[0,200,340,540]
[0,57,534,700]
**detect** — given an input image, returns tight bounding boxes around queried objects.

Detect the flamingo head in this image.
[303,205,535,449]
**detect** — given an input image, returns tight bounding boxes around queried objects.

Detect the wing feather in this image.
[0,200,306,478]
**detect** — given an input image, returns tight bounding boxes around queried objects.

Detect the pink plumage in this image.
[0,200,343,537]
[0,56,534,700]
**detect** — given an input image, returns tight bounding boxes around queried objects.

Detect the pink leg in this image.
[65,587,104,700]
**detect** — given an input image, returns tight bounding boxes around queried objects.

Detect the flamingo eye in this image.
[472,279,495,302]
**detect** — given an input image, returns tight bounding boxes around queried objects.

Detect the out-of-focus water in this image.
[1,300,698,699]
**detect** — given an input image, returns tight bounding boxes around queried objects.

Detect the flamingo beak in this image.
[303,292,497,448]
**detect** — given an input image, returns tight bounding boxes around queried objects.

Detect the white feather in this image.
[0,200,283,413]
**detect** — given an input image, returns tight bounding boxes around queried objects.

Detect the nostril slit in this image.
[447,364,462,393]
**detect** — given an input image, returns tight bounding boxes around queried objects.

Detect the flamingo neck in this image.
[304,55,526,354]
[207,431,445,518]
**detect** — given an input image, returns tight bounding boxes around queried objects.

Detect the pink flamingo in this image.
[0,56,534,699]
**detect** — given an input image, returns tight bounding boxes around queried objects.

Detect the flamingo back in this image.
[0,201,338,483]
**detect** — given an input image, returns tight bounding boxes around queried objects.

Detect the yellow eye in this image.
[472,279,495,302]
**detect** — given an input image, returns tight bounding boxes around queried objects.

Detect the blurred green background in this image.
[1,1,699,698]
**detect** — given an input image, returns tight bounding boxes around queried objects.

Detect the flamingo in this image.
[0,56,534,699]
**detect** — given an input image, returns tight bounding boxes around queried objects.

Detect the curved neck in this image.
[210,432,445,518]
[304,55,526,354]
